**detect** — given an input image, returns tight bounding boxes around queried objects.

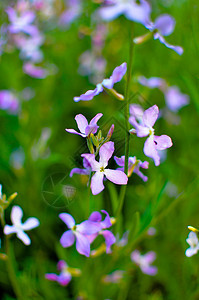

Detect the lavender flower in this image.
[66,113,103,137]
[129,105,173,166]
[164,86,189,112]
[6,7,38,36]
[138,76,167,90]
[23,62,48,78]
[59,213,101,257]
[114,155,149,181]
[74,62,127,102]
[131,250,157,275]
[103,270,125,283]
[185,232,199,257]
[59,0,82,28]
[4,205,40,245]
[88,210,116,253]
[98,0,151,26]
[82,141,128,195]
[45,260,81,286]
[0,90,19,113]
[145,14,183,55]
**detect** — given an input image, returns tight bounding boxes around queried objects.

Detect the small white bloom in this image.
[4,205,40,245]
[185,232,199,257]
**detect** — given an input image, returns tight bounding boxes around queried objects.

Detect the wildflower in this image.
[70,157,91,177]
[74,62,127,102]
[114,155,149,181]
[0,90,19,113]
[23,62,48,78]
[66,113,103,138]
[131,250,157,275]
[164,86,189,112]
[185,232,199,257]
[82,141,128,195]
[98,0,151,26]
[4,205,40,245]
[129,105,172,166]
[138,76,167,90]
[145,14,183,55]
[45,260,81,286]
[59,213,101,257]
[6,7,38,36]
[88,210,116,253]
[59,0,82,28]
[103,270,125,284]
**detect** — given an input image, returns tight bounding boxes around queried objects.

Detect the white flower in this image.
[4,206,40,245]
[185,232,199,257]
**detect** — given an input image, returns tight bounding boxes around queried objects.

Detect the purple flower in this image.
[59,213,101,257]
[6,7,39,36]
[145,14,183,55]
[138,76,167,90]
[66,113,103,137]
[74,62,127,102]
[129,105,172,166]
[70,157,91,177]
[4,205,40,245]
[0,90,19,113]
[23,62,48,78]
[82,141,128,195]
[164,86,189,112]
[131,250,157,275]
[114,155,149,182]
[45,260,72,286]
[98,0,151,26]
[45,260,81,286]
[88,210,116,253]
[103,270,125,283]
[59,0,82,28]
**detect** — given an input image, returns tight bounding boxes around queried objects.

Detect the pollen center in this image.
[100,167,104,172]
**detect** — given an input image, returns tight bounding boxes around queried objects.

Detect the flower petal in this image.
[144,136,160,166]
[142,105,159,127]
[73,84,103,102]
[22,217,40,231]
[59,213,75,229]
[100,210,112,229]
[154,34,183,55]
[154,135,172,150]
[99,141,114,167]
[101,230,116,252]
[45,273,58,282]
[17,230,31,245]
[57,272,71,286]
[89,211,102,222]
[102,62,127,89]
[154,14,175,36]
[11,205,23,226]
[77,220,101,235]
[75,232,90,257]
[99,3,126,21]
[143,251,156,264]
[141,265,158,276]
[164,86,189,112]
[75,114,88,134]
[125,0,151,25]
[70,167,90,177]
[4,225,17,235]
[60,230,75,248]
[81,153,100,171]
[91,171,105,195]
[65,128,86,137]
[104,169,128,185]
[90,113,103,125]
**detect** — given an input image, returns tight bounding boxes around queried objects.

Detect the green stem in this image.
[116,24,134,217]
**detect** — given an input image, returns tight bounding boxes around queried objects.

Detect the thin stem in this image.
[116,24,134,217]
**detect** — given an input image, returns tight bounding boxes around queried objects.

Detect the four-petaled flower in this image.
[74,62,127,102]
[185,232,199,257]
[129,105,173,166]
[4,205,40,245]
[88,210,116,253]
[145,14,183,55]
[131,250,157,276]
[114,155,149,182]
[59,213,101,257]
[45,260,81,286]
[82,141,128,195]
[66,113,103,137]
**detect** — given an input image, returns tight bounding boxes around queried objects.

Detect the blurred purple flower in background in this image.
[114,155,149,181]
[59,0,82,28]
[164,86,189,112]
[74,62,127,102]
[45,260,72,286]
[185,232,199,257]
[0,90,19,113]
[70,157,91,177]
[129,105,173,166]
[131,250,157,275]
[138,76,167,90]
[59,213,101,257]
[103,270,125,283]
[145,14,183,55]
[82,141,128,195]
[88,210,116,253]
[98,0,151,26]
[4,205,40,245]
[66,113,103,137]
[23,62,48,78]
